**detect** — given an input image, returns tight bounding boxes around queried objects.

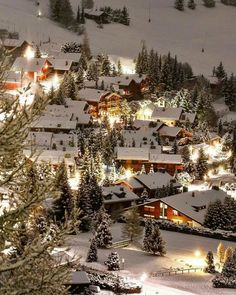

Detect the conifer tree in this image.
[175,0,185,11]
[215,61,226,80]
[52,161,74,224]
[105,252,120,271]
[122,207,143,242]
[204,251,216,273]
[204,200,230,230]
[224,247,234,263]
[223,74,236,109]
[217,242,225,263]
[80,6,85,24]
[221,248,236,277]
[101,55,111,76]
[87,62,100,82]
[144,223,166,256]
[76,4,81,23]
[117,60,123,76]
[140,188,149,202]
[96,217,113,248]
[86,238,98,262]
[195,148,208,180]
[188,0,196,9]
[35,45,41,58]
[89,174,104,212]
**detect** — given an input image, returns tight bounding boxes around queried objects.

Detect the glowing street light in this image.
[140,273,147,283]
[194,250,201,258]
[125,169,133,179]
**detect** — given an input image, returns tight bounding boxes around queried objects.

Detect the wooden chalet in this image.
[2,39,32,58]
[138,189,228,227]
[98,92,122,118]
[84,10,111,24]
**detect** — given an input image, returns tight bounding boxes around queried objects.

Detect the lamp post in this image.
[121,258,125,270]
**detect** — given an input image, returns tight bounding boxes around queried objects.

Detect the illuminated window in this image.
[144,206,155,213]
[173,210,178,216]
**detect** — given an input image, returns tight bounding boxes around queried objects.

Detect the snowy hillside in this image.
[0,0,236,75]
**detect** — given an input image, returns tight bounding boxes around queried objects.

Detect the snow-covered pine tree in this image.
[224,247,234,263]
[223,197,236,231]
[105,252,120,271]
[217,242,225,263]
[101,55,111,76]
[175,0,185,11]
[64,72,77,100]
[76,4,81,23]
[143,219,153,251]
[223,74,236,109]
[86,238,98,262]
[188,0,196,9]
[35,45,41,58]
[93,206,111,232]
[82,30,91,60]
[135,42,148,75]
[87,61,100,82]
[89,174,104,212]
[122,206,143,242]
[96,217,113,248]
[52,161,74,224]
[213,248,236,288]
[144,222,166,256]
[0,46,75,292]
[172,139,178,154]
[204,251,216,273]
[195,148,208,180]
[61,42,81,53]
[117,60,123,76]
[76,66,84,89]
[203,0,216,7]
[120,6,130,26]
[215,61,226,80]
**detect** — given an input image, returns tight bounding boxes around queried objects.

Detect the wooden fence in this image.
[150,267,203,277]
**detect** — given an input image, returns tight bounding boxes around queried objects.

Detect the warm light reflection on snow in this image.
[24,46,35,60]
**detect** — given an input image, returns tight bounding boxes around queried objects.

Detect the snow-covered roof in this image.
[150,153,182,164]
[27,131,53,147]
[221,111,236,123]
[159,126,182,137]
[152,107,183,121]
[117,147,149,161]
[134,172,178,190]
[2,39,29,48]
[24,149,76,166]
[4,71,21,82]
[52,52,81,62]
[98,74,146,89]
[103,185,139,204]
[11,57,50,72]
[33,116,77,130]
[183,112,196,124]
[84,9,108,17]
[160,189,228,225]
[120,178,144,189]
[79,88,105,103]
[48,58,73,71]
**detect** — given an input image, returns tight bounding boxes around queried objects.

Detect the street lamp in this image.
[194,250,201,258]
[121,258,125,270]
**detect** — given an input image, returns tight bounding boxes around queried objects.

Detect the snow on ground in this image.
[0,1,236,76]
[66,223,236,295]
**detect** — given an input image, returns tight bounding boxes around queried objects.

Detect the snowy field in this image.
[0,0,236,76]
[66,223,236,295]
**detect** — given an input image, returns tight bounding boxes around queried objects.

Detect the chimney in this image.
[192,192,195,198]
[65,60,68,66]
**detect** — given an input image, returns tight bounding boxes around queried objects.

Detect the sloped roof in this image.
[103,185,139,204]
[117,147,149,161]
[150,153,182,164]
[11,57,50,72]
[134,172,176,190]
[2,39,29,48]
[159,126,182,137]
[152,107,183,121]
[161,189,228,225]
[48,58,73,71]
[79,88,105,102]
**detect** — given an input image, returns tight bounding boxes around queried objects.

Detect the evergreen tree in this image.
[76,66,84,89]
[120,6,130,26]
[55,85,66,105]
[89,174,104,212]
[181,146,190,163]
[87,62,100,82]
[203,0,216,7]
[195,148,208,180]
[82,0,94,9]
[215,61,226,81]
[224,247,234,263]
[217,242,225,263]
[223,74,236,109]
[204,251,216,273]
[117,60,123,76]
[101,55,111,76]
[221,248,236,277]
[59,0,74,27]
[80,6,85,24]
[93,151,104,183]
[105,252,120,271]
[172,139,178,154]
[86,238,98,262]
[224,197,236,231]
[96,218,113,248]
[122,207,143,242]
[143,219,153,251]
[144,222,166,256]
[52,161,74,224]
[188,0,196,9]
[175,0,185,11]
[135,42,148,75]
[80,50,88,71]
[64,72,77,100]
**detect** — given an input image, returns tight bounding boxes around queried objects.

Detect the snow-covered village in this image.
[0,0,236,294]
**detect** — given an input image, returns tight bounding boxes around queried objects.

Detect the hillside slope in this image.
[0,0,235,75]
